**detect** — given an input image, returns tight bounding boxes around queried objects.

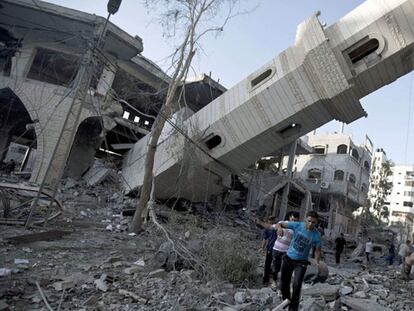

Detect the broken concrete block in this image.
[118,289,146,303]
[300,297,325,311]
[124,266,142,275]
[133,258,145,267]
[304,259,329,283]
[83,295,100,306]
[14,259,29,265]
[0,268,12,277]
[340,286,353,296]
[234,291,247,304]
[353,291,368,299]
[341,297,392,311]
[302,283,339,301]
[94,278,108,292]
[148,269,168,279]
[52,280,74,291]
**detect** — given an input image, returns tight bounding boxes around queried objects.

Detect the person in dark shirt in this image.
[260,216,277,285]
[386,241,395,265]
[335,233,346,264]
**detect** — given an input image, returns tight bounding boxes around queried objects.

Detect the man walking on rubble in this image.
[259,216,277,286]
[335,233,346,264]
[275,211,322,311]
[365,238,373,263]
[398,240,411,265]
[386,241,395,265]
[256,212,300,288]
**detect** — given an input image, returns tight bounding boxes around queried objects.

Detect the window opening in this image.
[308,168,322,180]
[348,38,379,64]
[278,123,301,138]
[204,135,222,150]
[251,69,273,89]
[334,170,344,181]
[337,144,347,154]
[122,111,130,119]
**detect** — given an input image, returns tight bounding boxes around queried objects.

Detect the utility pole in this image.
[25,0,122,227]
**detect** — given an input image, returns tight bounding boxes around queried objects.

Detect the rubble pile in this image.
[0,177,414,310]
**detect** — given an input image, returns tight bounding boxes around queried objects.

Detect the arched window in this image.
[308,168,322,180]
[204,134,222,150]
[351,149,359,161]
[349,173,356,184]
[337,144,347,154]
[364,161,370,170]
[334,170,344,181]
[348,38,380,64]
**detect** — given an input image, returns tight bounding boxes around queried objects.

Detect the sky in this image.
[46,0,414,165]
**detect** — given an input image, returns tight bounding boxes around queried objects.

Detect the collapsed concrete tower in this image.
[123,0,414,201]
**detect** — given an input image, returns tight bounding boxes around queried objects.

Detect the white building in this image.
[291,133,372,235]
[369,149,389,199]
[388,165,414,240]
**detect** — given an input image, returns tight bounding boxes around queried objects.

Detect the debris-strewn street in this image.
[0,178,413,311]
[2,0,414,310]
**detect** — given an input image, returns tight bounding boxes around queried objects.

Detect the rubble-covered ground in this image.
[1,178,414,311]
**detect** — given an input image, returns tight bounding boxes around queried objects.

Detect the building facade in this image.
[291,133,372,235]
[387,165,414,241]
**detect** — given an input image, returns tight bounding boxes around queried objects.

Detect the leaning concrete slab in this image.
[123,0,414,201]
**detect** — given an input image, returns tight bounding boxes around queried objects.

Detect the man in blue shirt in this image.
[275,211,321,311]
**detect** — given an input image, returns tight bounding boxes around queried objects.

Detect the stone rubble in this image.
[0,177,413,310]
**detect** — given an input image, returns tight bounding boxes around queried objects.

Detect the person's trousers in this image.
[280,255,308,311]
[386,254,394,265]
[263,250,273,283]
[365,252,370,262]
[335,250,342,264]
[272,250,285,283]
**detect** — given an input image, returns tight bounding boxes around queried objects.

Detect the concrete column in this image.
[10,48,36,78]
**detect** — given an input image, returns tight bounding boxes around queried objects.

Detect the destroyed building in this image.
[0,0,225,186]
[122,0,414,208]
[292,133,372,235]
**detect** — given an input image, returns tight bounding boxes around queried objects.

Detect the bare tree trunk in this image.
[129,0,243,233]
[129,108,168,232]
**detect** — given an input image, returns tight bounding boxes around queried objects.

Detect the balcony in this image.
[304,179,368,206]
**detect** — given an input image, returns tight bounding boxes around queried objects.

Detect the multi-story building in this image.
[290,133,372,235]
[0,0,224,184]
[369,148,389,199]
[387,165,414,241]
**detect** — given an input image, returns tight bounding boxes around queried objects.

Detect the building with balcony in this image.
[387,165,414,241]
[290,133,372,235]
[0,0,225,185]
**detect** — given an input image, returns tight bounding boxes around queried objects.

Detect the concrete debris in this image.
[5,230,71,244]
[83,160,118,186]
[0,269,12,277]
[302,283,339,301]
[341,297,392,311]
[1,178,413,311]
